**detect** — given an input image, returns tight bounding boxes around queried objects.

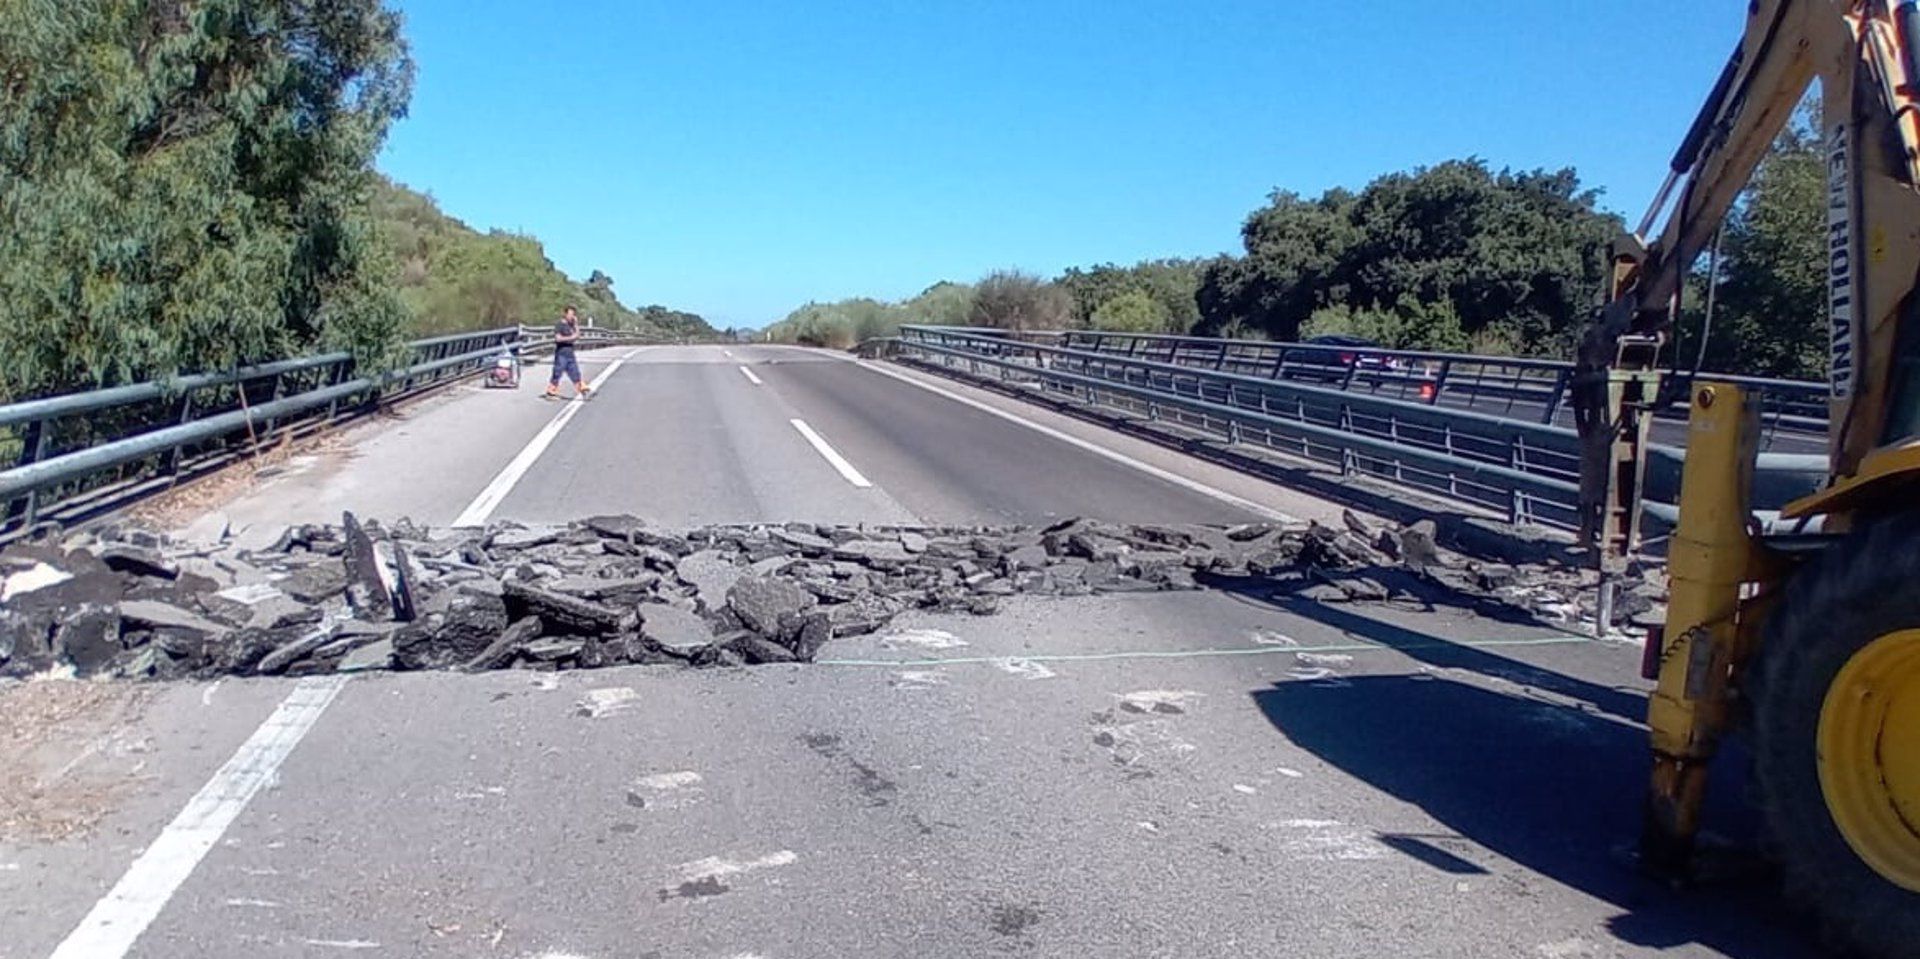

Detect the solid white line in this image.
[738,365,763,386]
[451,350,639,527]
[789,419,873,488]
[50,676,350,959]
[855,360,1295,521]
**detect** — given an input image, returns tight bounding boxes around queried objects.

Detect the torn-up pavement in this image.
[0,510,1665,681]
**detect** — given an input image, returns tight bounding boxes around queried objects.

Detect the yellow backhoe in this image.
[1576,2,1920,955]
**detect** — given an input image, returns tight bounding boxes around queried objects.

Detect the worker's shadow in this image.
[1211,574,1824,958]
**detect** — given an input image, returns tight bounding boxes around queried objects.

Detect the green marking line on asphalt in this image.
[815,634,1593,668]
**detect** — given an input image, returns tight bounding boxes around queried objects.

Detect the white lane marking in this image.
[856,360,1294,521]
[451,349,640,527]
[723,349,734,358]
[738,365,763,386]
[50,676,349,959]
[993,657,1056,680]
[634,771,704,790]
[1118,689,1204,714]
[1265,819,1387,862]
[789,419,872,488]
[881,627,967,650]
[893,669,948,689]
[1294,652,1354,668]
[575,686,640,719]
[301,939,381,950]
[677,849,798,882]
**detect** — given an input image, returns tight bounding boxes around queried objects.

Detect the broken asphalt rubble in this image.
[0,510,1667,681]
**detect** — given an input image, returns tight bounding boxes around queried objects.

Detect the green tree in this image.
[765,302,857,348]
[0,0,416,399]
[1089,289,1173,332]
[969,269,1074,331]
[368,177,712,338]
[1197,190,1359,338]
[585,270,616,303]
[1675,115,1824,379]
[1198,163,1619,353]
[1059,260,1202,331]
[904,281,976,327]
[1301,297,1468,352]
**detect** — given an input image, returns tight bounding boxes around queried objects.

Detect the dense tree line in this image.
[0,1,709,402]
[771,144,1829,383]
[1057,260,1202,333]
[764,262,1202,348]
[1197,162,1623,356]
[0,0,413,399]
[373,179,711,340]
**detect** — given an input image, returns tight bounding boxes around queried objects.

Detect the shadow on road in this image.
[1209,571,1648,726]
[1208,575,1822,958]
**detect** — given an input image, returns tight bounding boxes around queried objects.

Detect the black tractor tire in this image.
[1752,510,1920,959]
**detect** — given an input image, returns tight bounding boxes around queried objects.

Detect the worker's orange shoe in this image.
[576,384,593,399]
[542,386,559,400]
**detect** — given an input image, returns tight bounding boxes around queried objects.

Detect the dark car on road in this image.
[1287,334,1403,383]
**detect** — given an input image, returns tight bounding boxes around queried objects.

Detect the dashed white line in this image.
[451,349,640,527]
[677,849,799,882]
[50,676,350,959]
[789,419,872,488]
[738,365,763,386]
[854,359,1294,521]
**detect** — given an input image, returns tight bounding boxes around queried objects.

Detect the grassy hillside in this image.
[372,178,711,340]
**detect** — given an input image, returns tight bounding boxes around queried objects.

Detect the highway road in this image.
[1,346,1825,959]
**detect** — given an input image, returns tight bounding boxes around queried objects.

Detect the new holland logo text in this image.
[1828,122,1856,399]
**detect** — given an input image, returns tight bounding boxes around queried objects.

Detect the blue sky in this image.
[377,1,1741,330]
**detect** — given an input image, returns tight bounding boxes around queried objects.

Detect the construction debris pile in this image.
[0,511,1666,681]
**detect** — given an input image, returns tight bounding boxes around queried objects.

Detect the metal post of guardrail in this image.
[1427,360,1451,405]
[1543,368,1572,424]
[327,355,349,421]
[262,369,287,440]
[164,390,194,479]
[1337,403,1355,476]
[10,418,49,527]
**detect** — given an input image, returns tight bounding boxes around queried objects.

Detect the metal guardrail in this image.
[893,326,1827,533]
[898,326,1585,527]
[0,324,649,539]
[1036,328,1829,439]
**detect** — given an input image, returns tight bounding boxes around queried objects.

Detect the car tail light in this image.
[1419,383,1435,400]
[1339,352,1355,364]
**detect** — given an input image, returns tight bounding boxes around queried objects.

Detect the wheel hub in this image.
[1819,628,1920,892]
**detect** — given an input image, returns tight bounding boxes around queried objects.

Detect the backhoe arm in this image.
[1578,0,1920,555]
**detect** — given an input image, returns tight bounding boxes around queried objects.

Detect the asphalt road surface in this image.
[2,346,1825,959]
